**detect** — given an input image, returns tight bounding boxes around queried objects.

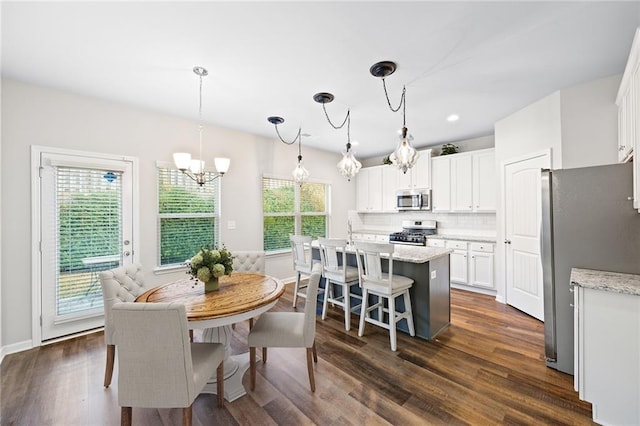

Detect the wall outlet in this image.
[431,270,437,279]
[227,220,236,230]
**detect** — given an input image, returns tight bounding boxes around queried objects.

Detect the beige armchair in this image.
[248,263,321,392]
[112,302,225,426]
[98,263,147,388]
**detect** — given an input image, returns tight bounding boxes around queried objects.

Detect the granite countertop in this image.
[312,240,452,264]
[570,268,640,296]
[426,234,497,243]
[352,229,496,243]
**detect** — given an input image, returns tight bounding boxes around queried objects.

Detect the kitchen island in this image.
[312,242,452,341]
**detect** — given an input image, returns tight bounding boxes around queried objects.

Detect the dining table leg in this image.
[200,325,250,402]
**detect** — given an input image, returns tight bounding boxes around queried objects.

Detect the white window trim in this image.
[155,162,221,272]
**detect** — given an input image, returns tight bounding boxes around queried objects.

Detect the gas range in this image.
[389,220,437,246]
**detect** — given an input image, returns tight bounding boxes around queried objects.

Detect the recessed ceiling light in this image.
[447,114,459,122]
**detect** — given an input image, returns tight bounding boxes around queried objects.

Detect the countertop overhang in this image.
[571,267,640,296]
[312,240,452,264]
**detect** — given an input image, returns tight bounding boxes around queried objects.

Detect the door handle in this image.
[504,240,511,244]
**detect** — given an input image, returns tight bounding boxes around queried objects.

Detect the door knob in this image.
[504,240,511,244]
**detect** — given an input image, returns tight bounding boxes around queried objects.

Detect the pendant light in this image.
[267,116,309,185]
[370,61,419,174]
[173,66,230,186]
[313,92,362,181]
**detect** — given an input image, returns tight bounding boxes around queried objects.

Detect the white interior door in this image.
[504,153,549,320]
[39,150,134,340]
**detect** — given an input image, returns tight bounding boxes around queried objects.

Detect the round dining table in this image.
[136,272,285,402]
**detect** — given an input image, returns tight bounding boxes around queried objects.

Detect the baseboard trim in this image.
[1,339,33,364]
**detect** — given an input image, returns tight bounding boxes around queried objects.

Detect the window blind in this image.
[158,168,219,266]
[262,177,328,252]
[55,167,122,315]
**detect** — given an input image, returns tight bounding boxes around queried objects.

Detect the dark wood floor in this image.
[1,288,594,426]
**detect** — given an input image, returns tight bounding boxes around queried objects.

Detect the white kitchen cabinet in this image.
[397,149,433,190]
[356,166,383,212]
[469,243,494,289]
[381,165,399,212]
[431,157,451,212]
[435,239,495,291]
[616,28,640,212]
[447,240,469,284]
[574,282,640,426]
[472,150,497,212]
[451,154,473,212]
[431,149,496,213]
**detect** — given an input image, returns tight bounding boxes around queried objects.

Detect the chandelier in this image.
[267,116,309,185]
[173,66,230,186]
[312,92,362,181]
[370,61,419,174]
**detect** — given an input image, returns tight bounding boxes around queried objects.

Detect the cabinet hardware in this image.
[504,239,511,244]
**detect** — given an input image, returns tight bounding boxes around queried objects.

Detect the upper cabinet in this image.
[356,166,383,212]
[357,149,433,213]
[617,28,640,212]
[432,149,496,213]
[472,150,497,212]
[397,149,432,190]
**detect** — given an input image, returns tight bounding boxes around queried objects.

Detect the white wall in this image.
[494,75,621,303]
[0,78,354,350]
[560,74,621,169]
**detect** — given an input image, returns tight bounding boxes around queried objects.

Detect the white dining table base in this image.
[200,325,250,402]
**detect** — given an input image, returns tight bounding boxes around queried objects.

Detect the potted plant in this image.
[187,245,234,292]
[441,143,459,155]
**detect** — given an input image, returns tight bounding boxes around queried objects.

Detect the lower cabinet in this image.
[428,238,495,292]
[574,285,640,425]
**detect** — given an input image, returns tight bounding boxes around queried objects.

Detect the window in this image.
[263,177,329,252]
[158,166,220,267]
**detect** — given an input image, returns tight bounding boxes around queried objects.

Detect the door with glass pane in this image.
[40,151,134,340]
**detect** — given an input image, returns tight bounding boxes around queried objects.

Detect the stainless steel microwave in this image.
[396,189,431,211]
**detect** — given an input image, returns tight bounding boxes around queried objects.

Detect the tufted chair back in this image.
[232,251,266,274]
[99,263,147,346]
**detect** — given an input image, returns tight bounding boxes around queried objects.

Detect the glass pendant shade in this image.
[214,157,231,174]
[173,153,192,171]
[389,127,419,174]
[337,149,362,181]
[292,158,310,184]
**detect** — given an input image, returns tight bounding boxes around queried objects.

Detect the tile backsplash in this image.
[348,210,496,237]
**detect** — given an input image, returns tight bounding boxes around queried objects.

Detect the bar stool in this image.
[353,241,415,351]
[290,234,322,309]
[317,237,361,331]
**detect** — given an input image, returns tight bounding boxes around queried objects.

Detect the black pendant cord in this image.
[274,125,301,146]
[382,79,407,127]
[321,102,353,150]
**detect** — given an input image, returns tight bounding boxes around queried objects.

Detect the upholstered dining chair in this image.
[231,250,266,329]
[112,302,225,426]
[317,237,361,331]
[232,250,266,274]
[99,263,147,388]
[353,242,415,351]
[247,263,321,392]
[290,234,322,309]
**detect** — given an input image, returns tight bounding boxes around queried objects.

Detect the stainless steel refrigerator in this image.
[541,162,640,375]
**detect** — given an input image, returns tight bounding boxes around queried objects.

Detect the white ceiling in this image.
[2,1,639,159]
